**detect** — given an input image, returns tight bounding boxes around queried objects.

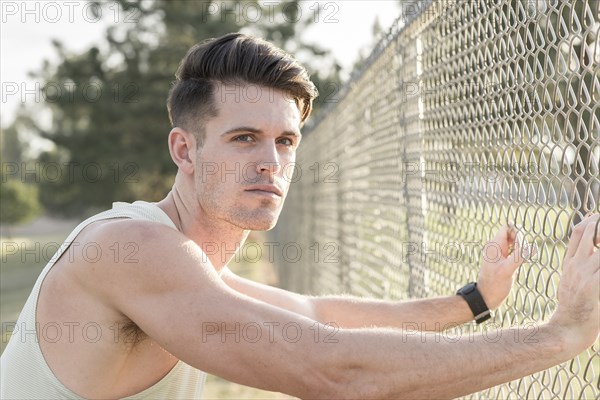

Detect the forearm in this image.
[312,294,475,331]
[194,293,572,399]
[217,305,570,399]
[326,322,569,399]
[223,267,479,330]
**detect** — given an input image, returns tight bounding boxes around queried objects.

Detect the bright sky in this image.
[0,0,401,129]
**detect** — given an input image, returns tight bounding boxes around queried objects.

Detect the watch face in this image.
[461,282,477,295]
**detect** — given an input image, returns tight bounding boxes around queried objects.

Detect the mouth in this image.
[244,185,283,198]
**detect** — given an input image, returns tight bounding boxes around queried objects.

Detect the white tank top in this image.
[0,201,207,399]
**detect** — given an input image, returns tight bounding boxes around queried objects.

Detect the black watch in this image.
[456,282,492,324]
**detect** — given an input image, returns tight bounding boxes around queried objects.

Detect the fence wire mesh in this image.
[269,0,600,398]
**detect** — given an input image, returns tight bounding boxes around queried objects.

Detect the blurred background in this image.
[2,1,599,399]
[1,1,404,398]
[1,0,402,218]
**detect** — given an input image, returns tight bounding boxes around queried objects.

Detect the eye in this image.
[277,137,294,147]
[233,134,254,143]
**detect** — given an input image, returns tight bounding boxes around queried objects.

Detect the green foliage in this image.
[0,179,41,226]
[1,126,23,165]
[30,0,341,216]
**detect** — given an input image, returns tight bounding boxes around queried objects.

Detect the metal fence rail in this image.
[269,1,600,398]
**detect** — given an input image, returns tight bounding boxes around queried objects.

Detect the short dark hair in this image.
[167,33,318,144]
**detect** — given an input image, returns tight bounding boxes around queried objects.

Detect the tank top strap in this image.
[38,201,177,284]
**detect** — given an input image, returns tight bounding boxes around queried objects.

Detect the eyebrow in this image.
[220,126,302,138]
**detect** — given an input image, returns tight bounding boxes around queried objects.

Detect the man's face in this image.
[193,84,302,231]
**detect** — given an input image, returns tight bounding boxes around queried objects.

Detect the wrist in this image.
[541,321,577,363]
[547,313,600,359]
[475,279,502,310]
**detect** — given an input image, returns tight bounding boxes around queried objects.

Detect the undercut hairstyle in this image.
[167,33,318,146]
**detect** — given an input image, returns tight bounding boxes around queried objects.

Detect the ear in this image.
[168,127,196,175]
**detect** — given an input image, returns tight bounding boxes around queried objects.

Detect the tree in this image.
[1,125,24,165]
[0,179,41,236]
[27,0,341,216]
[1,116,42,236]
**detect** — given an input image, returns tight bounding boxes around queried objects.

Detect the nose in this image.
[255,141,282,176]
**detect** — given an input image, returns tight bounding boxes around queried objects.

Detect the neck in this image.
[155,189,250,272]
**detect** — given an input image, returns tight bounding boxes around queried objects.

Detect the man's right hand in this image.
[549,213,600,356]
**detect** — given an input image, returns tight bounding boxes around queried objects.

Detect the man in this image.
[1,33,598,399]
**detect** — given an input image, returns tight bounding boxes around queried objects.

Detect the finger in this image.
[594,218,600,250]
[576,215,600,258]
[494,224,516,258]
[499,228,524,273]
[566,214,598,258]
[594,269,600,301]
[507,239,524,273]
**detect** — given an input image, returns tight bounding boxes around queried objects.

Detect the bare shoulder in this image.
[71,218,220,302]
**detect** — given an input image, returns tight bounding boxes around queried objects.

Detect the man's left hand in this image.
[476,224,532,310]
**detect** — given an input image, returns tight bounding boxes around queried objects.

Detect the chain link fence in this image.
[269,0,599,398]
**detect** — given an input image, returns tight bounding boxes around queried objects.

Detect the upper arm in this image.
[220,266,318,320]
[79,220,336,397]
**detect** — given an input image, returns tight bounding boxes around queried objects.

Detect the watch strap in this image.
[456,282,491,324]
